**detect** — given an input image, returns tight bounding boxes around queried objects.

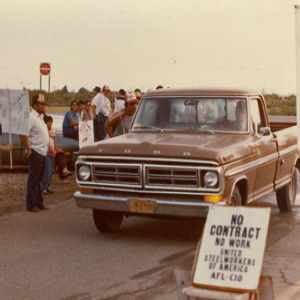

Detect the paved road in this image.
[1,183,300,299]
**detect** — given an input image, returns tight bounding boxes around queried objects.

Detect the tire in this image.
[276,169,297,212]
[229,186,242,206]
[92,209,124,232]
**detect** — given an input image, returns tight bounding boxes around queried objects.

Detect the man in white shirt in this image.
[114,89,127,113]
[21,94,50,212]
[98,85,111,141]
[91,86,102,141]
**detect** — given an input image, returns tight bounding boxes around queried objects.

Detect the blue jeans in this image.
[93,118,100,142]
[98,113,108,141]
[43,154,54,190]
[63,126,78,139]
[26,150,46,210]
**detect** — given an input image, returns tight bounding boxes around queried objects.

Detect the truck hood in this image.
[79,132,254,165]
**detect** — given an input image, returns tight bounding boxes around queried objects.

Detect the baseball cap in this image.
[126,93,138,104]
[93,86,101,92]
[32,94,46,105]
[103,85,111,92]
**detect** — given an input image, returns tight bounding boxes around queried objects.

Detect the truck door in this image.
[250,98,278,200]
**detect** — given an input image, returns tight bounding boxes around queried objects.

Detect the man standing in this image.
[20,94,49,212]
[105,93,139,137]
[114,89,127,113]
[98,85,111,140]
[91,86,102,141]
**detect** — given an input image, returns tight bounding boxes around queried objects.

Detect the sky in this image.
[0,0,299,95]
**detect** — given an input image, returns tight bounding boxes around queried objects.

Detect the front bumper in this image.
[74,191,226,218]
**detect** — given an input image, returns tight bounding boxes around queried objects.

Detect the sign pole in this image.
[40,62,51,104]
[7,89,13,169]
[295,6,300,150]
[40,74,42,91]
[48,73,50,104]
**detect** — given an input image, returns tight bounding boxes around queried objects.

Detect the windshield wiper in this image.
[132,125,164,132]
[176,127,215,134]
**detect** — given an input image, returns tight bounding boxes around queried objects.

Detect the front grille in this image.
[78,157,223,193]
[146,166,199,187]
[93,164,141,186]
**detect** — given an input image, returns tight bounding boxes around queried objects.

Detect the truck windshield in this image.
[132,97,248,132]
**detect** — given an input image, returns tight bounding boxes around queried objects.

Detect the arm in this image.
[105,119,114,137]
[92,105,97,118]
[68,117,78,127]
[20,135,32,157]
[0,144,13,152]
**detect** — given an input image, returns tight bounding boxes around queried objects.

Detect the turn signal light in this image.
[80,188,94,194]
[204,195,223,203]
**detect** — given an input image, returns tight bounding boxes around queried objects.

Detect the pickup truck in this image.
[74,88,299,232]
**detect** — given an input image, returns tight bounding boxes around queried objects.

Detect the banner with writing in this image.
[79,120,94,148]
[193,206,271,292]
[0,89,30,135]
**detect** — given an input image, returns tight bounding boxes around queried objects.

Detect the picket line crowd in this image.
[0,84,163,213]
[61,85,142,142]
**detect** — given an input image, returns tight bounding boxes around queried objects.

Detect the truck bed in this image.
[269,115,296,132]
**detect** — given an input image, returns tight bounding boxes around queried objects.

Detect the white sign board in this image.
[193,206,271,292]
[0,89,30,135]
[79,120,94,148]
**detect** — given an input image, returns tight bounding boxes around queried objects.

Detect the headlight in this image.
[78,165,91,181]
[204,171,218,187]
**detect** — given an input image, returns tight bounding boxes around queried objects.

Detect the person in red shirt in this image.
[105,93,139,137]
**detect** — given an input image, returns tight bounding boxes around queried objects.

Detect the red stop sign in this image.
[40,62,51,75]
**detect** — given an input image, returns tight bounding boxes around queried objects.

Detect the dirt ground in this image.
[0,167,77,215]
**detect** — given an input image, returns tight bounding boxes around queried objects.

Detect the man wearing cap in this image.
[20,94,49,212]
[91,86,101,141]
[97,85,111,140]
[105,93,139,137]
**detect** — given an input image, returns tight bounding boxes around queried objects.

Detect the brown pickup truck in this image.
[74,88,299,232]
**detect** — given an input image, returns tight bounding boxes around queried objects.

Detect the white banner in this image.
[0,89,30,135]
[79,120,94,148]
[193,206,271,292]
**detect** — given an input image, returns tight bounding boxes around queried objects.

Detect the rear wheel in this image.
[92,209,124,232]
[229,186,242,206]
[276,169,297,212]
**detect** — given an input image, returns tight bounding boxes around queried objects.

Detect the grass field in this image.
[30,88,296,116]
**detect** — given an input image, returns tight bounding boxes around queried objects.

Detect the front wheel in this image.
[92,209,124,232]
[229,186,242,206]
[276,169,297,212]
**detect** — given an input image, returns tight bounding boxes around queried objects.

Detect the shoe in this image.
[28,207,40,212]
[43,189,48,195]
[63,168,72,175]
[63,170,72,176]
[39,206,49,210]
[46,188,54,193]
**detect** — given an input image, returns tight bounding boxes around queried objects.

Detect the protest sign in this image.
[193,206,271,292]
[0,89,30,136]
[79,120,94,148]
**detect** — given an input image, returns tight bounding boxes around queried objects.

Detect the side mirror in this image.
[259,127,271,136]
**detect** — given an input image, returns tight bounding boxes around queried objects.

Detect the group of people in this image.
[0,85,162,213]
[62,85,142,142]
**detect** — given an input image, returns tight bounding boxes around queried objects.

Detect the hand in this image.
[1,144,13,152]
[27,148,32,157]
